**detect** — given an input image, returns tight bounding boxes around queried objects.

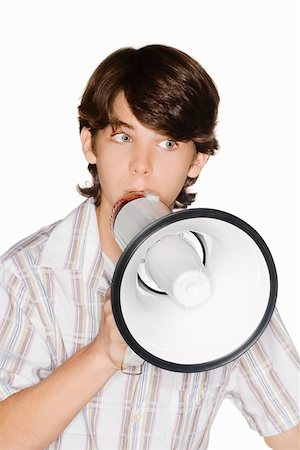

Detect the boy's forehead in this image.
[109,91,172,140]
[110,91,135,126]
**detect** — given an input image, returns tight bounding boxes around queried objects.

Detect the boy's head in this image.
[78,44,219,209]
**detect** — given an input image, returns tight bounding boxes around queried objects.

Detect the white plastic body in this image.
[112,194,272,367]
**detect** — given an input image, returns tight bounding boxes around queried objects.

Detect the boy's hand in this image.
[92,288,128,371]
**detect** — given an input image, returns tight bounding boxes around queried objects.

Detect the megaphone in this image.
[110,192,277,373]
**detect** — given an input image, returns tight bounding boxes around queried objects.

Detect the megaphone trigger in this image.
[121,346,145,373]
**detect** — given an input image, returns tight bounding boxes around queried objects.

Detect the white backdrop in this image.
[0,1,299,449]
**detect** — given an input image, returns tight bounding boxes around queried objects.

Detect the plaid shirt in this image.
[0,198,299,450]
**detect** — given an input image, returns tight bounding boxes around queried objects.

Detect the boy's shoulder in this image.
[0,220,61,270]
[0,199,97,276]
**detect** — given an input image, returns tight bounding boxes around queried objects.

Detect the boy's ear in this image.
[80,127,97,164]
[188,152,210,178]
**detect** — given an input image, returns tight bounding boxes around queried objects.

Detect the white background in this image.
[0,1,299,449]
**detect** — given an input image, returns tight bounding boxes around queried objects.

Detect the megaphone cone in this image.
[111,192,277,373]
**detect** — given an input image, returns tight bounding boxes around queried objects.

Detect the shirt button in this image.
[196,385,205,404]
[134,411,141,421]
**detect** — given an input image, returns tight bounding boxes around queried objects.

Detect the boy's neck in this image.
[96,202,122,266]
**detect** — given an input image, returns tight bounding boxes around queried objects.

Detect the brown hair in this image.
[77,44,220,208]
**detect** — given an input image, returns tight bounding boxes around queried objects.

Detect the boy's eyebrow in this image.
[109,118,174,140]
[109,119,134,130]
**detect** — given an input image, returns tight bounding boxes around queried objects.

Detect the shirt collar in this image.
[39,198,102,273]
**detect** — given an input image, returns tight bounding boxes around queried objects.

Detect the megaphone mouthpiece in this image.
[112,191,171,249]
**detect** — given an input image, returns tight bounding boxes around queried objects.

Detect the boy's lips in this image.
[124,188,159,196]
[124,189,145,194]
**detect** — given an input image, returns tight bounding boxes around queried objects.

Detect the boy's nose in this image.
[129,150,153,176]
[131,166,151,175]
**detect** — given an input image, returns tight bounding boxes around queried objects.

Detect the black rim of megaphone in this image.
[111,208,277,373]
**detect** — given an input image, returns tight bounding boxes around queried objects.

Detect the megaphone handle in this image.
[122,346,144,370]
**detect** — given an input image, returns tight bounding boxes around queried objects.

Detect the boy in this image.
[0,44,299,450]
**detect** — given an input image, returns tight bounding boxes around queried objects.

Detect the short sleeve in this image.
[0,262,53,400]
[225,308,300,437]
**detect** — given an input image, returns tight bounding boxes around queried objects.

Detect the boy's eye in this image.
[112,132,132,143]
[158,139,178,150]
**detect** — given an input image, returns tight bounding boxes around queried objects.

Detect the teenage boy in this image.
[0,45,299,450]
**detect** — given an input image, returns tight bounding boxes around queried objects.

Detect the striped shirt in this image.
[0,198,299,450]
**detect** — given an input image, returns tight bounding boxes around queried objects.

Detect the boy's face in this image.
[81,91,208,216]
